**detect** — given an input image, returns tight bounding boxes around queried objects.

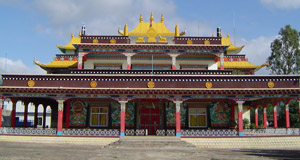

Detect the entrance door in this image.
[140,108,160,135]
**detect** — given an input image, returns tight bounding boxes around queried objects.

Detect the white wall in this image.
[84,57,218,70]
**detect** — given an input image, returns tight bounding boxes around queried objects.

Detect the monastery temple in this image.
[0,13,299,137]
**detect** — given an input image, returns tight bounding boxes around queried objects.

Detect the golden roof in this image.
[118,13,180,37]
[56,33,81,53]
[34,59,78,69]
[221,33,244,54]
[217,61,268,69]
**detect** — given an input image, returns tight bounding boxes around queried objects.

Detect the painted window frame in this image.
[90,107,108,127]
[188,108,207,128]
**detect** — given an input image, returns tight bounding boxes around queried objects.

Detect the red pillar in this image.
[43,105,47,128]
[263,104,267,129]
[119,101,127,136]
[273,102,278,129]
[237,101,244,136]
[23,102,28,127]
[34,104,38,128]
[57,100,65,135]
[255,105,258,128]
[285,104,290,130]
[0,98,4,128]
[175,101,182,137]
[11,100,16,127]
[65,100,70,129]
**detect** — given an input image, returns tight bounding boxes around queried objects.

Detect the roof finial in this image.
[212,33,215,37]
[175,24,179,37]
[150,12,154,27]
[150,12,154,23]
[161,13,164,23]
[124,24,128,36]
[71,33,74,38]
[227,33,230,37]
[140,13,143,22]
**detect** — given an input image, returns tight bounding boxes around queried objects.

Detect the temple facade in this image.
[0,13,299,137]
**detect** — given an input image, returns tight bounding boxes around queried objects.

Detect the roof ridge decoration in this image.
[118,13,185,37]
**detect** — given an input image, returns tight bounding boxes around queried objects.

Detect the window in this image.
[189,108,207,128]
[90,107,108,127]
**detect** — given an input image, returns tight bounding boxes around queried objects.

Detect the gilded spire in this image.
[150,12,154,23]
[161,14,164,23]
[71,33,74,38]
[227,33,230,37]
[140,13,143,22]
[124,24,128,36]
[212,33,215,37]
[175,24,179,37]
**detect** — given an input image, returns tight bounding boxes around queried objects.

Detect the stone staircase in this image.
[106,136,196,150]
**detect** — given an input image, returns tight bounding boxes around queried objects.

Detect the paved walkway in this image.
[0,135,118,146]
[183,136,300,149]
[0,135,300,159]
[1,135,300,149]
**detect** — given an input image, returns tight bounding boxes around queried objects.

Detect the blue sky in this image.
[1,0,300,74]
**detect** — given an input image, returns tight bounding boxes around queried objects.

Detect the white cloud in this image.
[260,0,300,9]
[0,57,46,75]
[239,36,277,75]
[32,0,213,39]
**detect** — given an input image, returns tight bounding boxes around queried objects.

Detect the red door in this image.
[140,108,160,135]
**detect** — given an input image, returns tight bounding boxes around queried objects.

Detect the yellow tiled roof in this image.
[217,61,268,69]
[221,36,244,54]
[56,34,81,53]
[34,60,78,69]
[127,22,175,36]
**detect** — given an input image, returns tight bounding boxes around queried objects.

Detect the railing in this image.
[62,129,119,137]
[156,129,175,136]
[244,128,300,136]
[1,128,299,137]
[181,129,238,137]
[125,129,148,136]
[0,127,57,135]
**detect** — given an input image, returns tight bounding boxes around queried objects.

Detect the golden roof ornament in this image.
[140,14,143,22]
[150,12,154,22]
[124,24,128,36]
[175,24,179,37]
[71,33,74,38]
[150,12,154,26]
[161,14,164,23]
[227,33,230,37]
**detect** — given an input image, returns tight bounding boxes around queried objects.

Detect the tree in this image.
[268,25,300,75]
[278,100,299,128]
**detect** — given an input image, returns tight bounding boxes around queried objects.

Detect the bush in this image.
[243,118,250,129]
[250,123,256,129]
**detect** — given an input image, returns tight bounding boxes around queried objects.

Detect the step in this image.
[107,136,196,149]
